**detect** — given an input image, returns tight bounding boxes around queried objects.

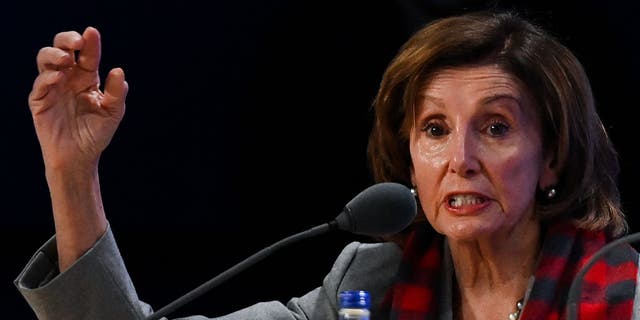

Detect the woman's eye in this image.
[422,122,448,137]
[487,121,510,136]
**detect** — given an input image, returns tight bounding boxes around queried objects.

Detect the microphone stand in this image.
[145,221,338,320]
[143,182,415,320]
[566,232,640,320]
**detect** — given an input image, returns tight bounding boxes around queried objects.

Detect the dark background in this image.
[2,0,639,318]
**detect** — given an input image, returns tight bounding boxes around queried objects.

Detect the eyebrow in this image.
[419,95,445,109]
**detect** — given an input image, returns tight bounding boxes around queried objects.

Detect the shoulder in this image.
[321,241,402,314]
[331,241,402,273]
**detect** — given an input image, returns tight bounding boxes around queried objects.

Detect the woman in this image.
[16,10,639,320]
[368,11,638,319]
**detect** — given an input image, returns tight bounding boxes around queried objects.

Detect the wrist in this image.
[44,157,99,177]
[46,165,108,271]
[44,161,98,184]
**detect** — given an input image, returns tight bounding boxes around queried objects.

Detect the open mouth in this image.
[447,194,488,208]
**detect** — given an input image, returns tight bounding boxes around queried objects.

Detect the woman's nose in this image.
[448,131,481,177]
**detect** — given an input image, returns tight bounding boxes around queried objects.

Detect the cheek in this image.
[488,146,542,211]
[410,138,449,216]
[410,136,450,170]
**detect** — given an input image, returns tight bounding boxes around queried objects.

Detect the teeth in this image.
[448,195,485,208]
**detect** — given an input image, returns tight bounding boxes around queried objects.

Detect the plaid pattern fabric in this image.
[384,221,638,319]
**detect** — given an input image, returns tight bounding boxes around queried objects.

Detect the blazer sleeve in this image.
[15,225,153,320]
[15,225,401,320]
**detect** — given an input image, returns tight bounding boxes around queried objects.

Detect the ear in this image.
[538,153,559,190]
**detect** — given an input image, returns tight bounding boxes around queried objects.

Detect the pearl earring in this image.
[546,187,557,199]
[410,187,417,197]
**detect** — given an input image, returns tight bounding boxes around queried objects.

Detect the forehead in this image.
[421,65,526,100]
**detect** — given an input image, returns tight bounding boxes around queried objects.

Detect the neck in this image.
[449,217,540,287]
[448,218,541,319]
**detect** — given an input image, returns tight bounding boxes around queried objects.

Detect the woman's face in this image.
[410,65,556,241]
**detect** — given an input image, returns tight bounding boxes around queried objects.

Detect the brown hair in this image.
[367,10,627,237]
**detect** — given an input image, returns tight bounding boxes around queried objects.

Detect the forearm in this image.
[45,164,107,271]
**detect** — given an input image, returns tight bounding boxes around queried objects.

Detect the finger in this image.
[53,31,84,51]
[29,71,64,102]
[102,68,128,115]
[36,47,75,73]
[30,90,62,116]
[76,27,101,72]
[28,71,64,114]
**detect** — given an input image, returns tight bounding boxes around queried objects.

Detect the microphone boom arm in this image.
[144,182,415,320]
[145,222,337,320]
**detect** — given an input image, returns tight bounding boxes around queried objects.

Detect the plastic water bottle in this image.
[338,290,370,320]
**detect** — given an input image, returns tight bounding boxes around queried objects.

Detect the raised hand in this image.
[28,27,128,271]
[29,26,128,171]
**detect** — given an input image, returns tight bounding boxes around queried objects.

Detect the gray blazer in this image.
[15,226,402,320]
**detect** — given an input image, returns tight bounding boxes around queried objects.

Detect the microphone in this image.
[335,181,418,236]
[145,182,417,320]
[566,231,640,320]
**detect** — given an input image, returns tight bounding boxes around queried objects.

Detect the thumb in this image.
[102,67,128,117]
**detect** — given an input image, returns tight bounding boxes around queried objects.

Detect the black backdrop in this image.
[2,0,639,318]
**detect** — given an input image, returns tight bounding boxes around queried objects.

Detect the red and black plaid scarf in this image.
[384,221,638,319]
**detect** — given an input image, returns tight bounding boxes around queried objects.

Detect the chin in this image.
[442,221,497,242]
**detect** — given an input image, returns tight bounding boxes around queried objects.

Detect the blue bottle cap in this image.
[339,290,371,309]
